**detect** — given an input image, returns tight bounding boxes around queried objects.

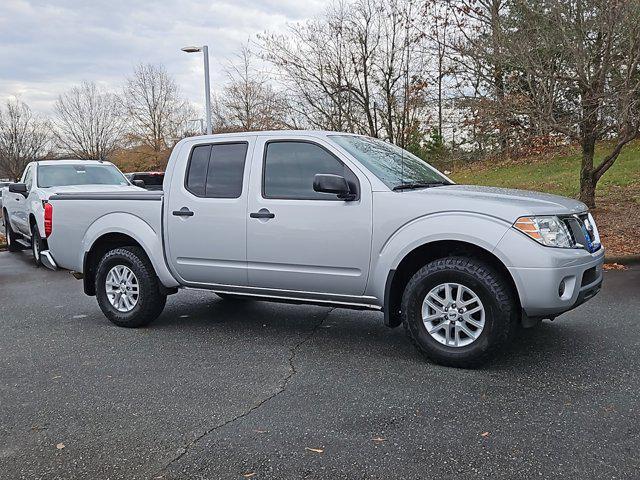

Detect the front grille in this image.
[562,213,601,253]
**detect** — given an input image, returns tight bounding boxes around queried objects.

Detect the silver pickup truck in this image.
[42,131,604,367]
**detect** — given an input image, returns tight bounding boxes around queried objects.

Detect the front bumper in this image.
[507,247,604,318]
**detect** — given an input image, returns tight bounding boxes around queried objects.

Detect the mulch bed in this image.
[592,185,640,258]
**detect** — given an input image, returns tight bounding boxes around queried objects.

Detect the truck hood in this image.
[409,184,588,221]
[41,184,143,198]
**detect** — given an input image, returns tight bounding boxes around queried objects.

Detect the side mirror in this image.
[313,174,356,201]
[132,179,145,188]
[9,183,28,196]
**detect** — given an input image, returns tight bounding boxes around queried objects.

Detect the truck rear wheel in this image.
[95,246,166,328]
[401,256,517,368]
[31,225,43,266]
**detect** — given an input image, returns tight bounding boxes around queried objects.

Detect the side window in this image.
[263,141,358,200]
[186,146,210,197]
[185,142,248,198]
[22,166,33,191]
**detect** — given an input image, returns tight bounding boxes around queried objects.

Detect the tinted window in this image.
[22,166,33,190]
[186,143,247,198]
[206,144,247,198]
[186,145,210,196]
[37,164,129,188]
[263,141,357,200]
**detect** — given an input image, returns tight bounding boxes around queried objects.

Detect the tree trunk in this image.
[579,136,597,208]
[490,0,508,154]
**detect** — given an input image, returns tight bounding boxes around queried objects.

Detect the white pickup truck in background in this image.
[2,160,140,265]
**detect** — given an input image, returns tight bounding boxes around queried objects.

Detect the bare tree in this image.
[503,0,640,207]
[259,1,358,132]
[259,0,430,145]
[0,98,50,181]
[54,81,124,160]
[212,46,288,131]
[444,0,514,152]
[123,63,193,167]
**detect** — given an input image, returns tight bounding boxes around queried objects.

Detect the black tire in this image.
[95,246,166,328]
[31,224,43,266]
[215,292,250,301]
[3,211,20,252]
[401,256,517,368]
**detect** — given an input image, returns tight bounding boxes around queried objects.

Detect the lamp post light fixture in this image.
[181,45,212,135]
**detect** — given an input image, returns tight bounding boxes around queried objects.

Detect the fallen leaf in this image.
[56,443,65,450]
[603,263,628,271]
[480,432,490,438]
[305,447,324,453]
[242,473,257,478]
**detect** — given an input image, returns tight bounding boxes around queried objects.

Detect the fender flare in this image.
[80,212,179,290]
[369,212,518,320]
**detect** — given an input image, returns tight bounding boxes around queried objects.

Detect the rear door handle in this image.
[250,209,275,219]
[173,207,194,217]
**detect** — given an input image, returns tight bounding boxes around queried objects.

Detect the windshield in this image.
[330,135,451,189]
[37,164,129,188]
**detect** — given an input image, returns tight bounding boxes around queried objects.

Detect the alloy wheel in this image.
[105,265,140,313]
[422,282,485,347]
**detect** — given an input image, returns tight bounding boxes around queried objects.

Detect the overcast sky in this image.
[0,0,328,117]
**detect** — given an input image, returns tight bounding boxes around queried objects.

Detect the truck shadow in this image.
[153,293,602,373]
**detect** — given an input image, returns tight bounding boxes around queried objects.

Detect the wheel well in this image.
[83,233,144,296]
[384,240,519,328]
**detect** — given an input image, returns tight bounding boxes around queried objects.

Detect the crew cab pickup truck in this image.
[2,160,139,265]
[41,131,604,367]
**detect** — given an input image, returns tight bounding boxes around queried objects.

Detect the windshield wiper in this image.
[392,181,450,191]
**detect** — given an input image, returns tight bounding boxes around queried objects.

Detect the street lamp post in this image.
[181,45,212,135]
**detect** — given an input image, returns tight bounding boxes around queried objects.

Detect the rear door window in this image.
[185,143,248,198]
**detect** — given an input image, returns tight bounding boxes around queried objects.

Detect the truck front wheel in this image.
[3,211,21,252]
[401,256,517,368]
[95,246,166,328]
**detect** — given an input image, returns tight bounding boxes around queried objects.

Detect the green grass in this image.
[449,140,640,199]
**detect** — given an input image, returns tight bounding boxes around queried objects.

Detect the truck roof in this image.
[33,159,114,166]
[185,130,360,141]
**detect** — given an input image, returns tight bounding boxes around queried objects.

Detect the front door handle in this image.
[173,207,194,217]
[250,209,275,219]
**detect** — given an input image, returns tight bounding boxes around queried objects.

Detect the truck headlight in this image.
[513,216,574,248]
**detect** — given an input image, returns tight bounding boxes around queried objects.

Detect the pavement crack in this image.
[154,308,333,477]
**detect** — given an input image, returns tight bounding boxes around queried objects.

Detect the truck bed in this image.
[47,190,164,274]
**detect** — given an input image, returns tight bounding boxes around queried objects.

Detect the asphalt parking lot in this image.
[1,250,638,480]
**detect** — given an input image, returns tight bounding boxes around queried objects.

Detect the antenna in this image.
[400,2,411,186]
[401,141,405,186]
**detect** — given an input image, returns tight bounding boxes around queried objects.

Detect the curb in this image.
[604,255,640,265]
